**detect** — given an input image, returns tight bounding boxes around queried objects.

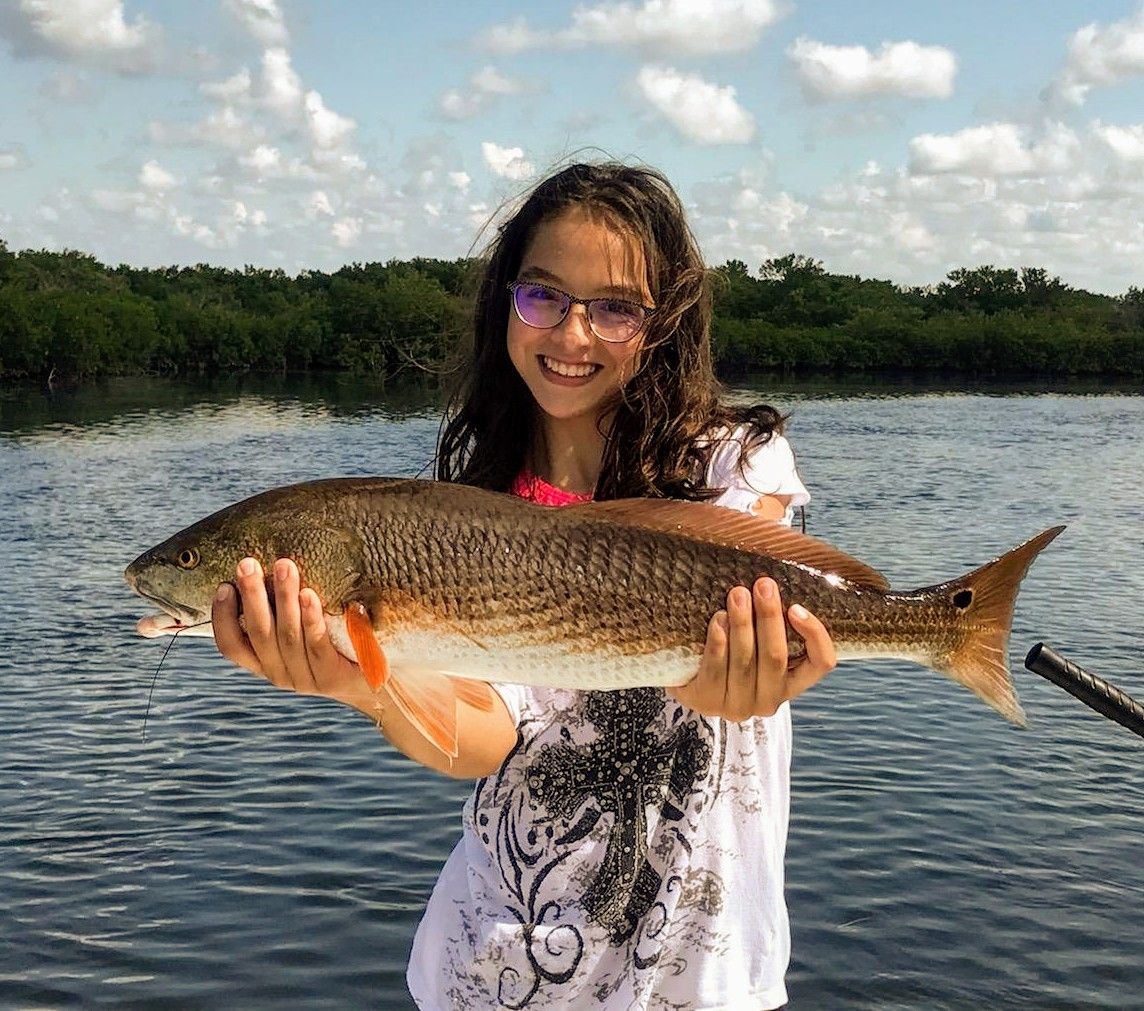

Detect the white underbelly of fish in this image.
[325,615,700,690]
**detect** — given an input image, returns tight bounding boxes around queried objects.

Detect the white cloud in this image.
[331,216,362,247]
[0,146,27,171]
[149,105,257,151]
[908,122,1079,177]
[691,128,1144,296]
[1052,6,1144,105]
[139,160,177,191]
[304,90,355,149]
[39,70,97,102]
[3,0,161,73]
[306,190,335,217]
[1093,121,1144,162]
[90,188,144,213]
[223,0,288,47]
[789,38,957,100]
[636,65,755,145]
[448,171,471,192]
[239,143,283,175]
[480,0,783,57]
[260,47,303,119]
[200,68,252,103]
[481,141,533,180]
[439,66,528,120]
[471,65,522,96]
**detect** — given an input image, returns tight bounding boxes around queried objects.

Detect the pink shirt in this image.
[509,470,594,506]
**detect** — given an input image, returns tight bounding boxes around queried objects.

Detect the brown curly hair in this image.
[435,161,783,501]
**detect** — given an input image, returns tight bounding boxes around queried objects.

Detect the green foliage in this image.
[707,254,1140,378]
[0,241,1140,382]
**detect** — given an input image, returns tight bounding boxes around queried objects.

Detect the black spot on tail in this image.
[952,589,974,610]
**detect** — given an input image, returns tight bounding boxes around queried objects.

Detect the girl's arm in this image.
[211,557,518,780]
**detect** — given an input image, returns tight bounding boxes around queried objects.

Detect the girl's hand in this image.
[211,557,373,710]
[668,577,837,721]
[211,557,518,779]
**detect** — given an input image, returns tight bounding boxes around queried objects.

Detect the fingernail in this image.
[274,559,291,581]
[757,579,775,600]
[238,558,256,577]
[215,583,232,602]
[790,604,809,621]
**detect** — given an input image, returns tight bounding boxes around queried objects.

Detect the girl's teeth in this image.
[543,356,597,378]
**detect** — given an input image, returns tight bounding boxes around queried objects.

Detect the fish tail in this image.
[930,526,1065,726]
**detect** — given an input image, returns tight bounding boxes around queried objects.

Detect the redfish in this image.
[125,477,1063,757]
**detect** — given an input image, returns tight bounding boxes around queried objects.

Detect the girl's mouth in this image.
[540,355,601,382]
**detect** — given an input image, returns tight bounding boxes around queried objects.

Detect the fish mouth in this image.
[127,579,209,634]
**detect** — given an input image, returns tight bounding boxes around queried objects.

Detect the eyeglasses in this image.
[506,280,653,344]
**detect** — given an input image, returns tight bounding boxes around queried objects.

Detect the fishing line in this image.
[141,620,212,742]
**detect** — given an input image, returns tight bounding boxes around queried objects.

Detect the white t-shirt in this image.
[408,430,810,1011]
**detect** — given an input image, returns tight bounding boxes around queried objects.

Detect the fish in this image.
[124,477,1064,758]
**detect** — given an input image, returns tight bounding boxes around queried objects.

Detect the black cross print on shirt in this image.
[526,689,712,944]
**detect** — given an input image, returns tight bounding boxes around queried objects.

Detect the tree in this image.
[933,265,1022,315]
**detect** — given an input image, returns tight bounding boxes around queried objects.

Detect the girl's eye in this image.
[524,284,559,302]
[595,299,643,322]
[176,548,201,569]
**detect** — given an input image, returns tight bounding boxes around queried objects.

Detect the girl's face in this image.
[507,207,652,430]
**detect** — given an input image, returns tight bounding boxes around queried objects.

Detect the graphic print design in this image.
[469,688,717,1007]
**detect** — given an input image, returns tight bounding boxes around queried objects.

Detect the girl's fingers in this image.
[299,589,349,684]
[211,582,263,674]
[272,559,317,693]
[752,577,789,712]
[721,585,758,720]
[233,557,288,685]
[298,588,333,667]
[785,603,837,697]
[668,610,729,712]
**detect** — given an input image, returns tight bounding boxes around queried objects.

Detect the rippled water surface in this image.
[2,376,1142,1009]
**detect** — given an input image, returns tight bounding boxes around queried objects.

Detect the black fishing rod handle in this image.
[1025,642,1144,741]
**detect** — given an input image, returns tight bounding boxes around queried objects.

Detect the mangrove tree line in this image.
[1,240,1141,382]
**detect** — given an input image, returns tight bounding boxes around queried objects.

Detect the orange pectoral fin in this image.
[384,670,462,760]
[344,595,492,761]
[451,677,497,713]
[345,601,389,691]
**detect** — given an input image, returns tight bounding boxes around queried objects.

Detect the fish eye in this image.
[176,548,201,570]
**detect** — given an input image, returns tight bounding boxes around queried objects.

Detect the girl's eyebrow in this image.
[517,265,646,302]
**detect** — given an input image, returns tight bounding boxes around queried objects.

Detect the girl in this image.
[212,162,837,1009]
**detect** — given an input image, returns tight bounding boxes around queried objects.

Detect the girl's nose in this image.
[553,302,594,348]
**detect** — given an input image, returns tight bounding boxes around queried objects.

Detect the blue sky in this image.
[2,1,1144,293]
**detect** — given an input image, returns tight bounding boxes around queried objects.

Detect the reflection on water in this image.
[0,373,445,434]
[1,376,1142,1008]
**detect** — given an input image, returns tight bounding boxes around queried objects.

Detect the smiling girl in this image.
[212,162,837,1010]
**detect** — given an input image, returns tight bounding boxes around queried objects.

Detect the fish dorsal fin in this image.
[570,498,890,590]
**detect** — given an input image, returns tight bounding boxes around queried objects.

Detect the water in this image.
[2,376,1142,1009]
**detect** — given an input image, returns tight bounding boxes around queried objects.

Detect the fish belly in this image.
[325,616,698,691]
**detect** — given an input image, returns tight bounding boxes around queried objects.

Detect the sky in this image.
[2,0,1144,293]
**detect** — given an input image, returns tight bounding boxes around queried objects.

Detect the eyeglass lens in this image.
[511,282,645,342]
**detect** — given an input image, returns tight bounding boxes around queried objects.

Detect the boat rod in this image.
[1024,643,1144,741]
